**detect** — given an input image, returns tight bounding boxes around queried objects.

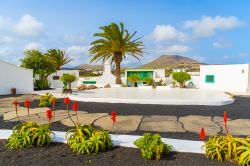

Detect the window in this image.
[205,75,215,83]
[53,76,60,80]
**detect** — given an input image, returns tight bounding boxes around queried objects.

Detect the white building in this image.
[125,68,165,86]
[200,64,250,93]
[0,60,34,95]
[47,70,79,89]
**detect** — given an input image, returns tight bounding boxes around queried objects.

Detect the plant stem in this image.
[15,106,21,121]
[28,107,30,121]
[76,111,79,124]
[53,104,55,116]
[67,104,76,126]
[224,122,229,134]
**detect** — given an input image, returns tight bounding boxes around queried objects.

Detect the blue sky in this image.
[0,0,250,67]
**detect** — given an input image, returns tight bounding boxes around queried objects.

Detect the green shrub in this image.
[66,124,113,154]
[127,74,140,87]
[34,79,50,90]
[202,111,250,165]
[144,77,154,85]
[134,133,172,160]
[172,72,191,88]
[204,135,242,161]
[6,122,53,149]
[236,137,250,166]
[39,93,56,107]
[60,74,76,90]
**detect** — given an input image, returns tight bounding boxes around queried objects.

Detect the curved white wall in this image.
[0,60,34,95]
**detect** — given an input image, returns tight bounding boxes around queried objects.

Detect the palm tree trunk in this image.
[114,52,122,84]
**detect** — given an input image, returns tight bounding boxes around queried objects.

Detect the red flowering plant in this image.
[110,111,117,131]
[201,111,250,165]
[12,100,20,121]
[65,99,114,154]
[24,100,31,120]
[6,99,54,149]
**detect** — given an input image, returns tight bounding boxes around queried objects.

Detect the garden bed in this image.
[0,140,235,166]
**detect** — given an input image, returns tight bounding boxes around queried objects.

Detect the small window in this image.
[205,75,215,83]
[53,76,60,80]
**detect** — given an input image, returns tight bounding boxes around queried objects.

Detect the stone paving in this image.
[1,94,250,136]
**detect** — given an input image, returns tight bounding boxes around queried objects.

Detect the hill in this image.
[75,64,103,71]
[139,55,200,70]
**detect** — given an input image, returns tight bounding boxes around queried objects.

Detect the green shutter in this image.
[205,75,215,83]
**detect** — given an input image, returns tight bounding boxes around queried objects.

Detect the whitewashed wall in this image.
[200,64,250,93]
[0,60,34,95]
[47,70,79,89]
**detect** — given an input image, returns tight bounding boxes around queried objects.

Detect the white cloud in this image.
[66,45,89,55]
[223,55,231,59]
[213,40,232,48]
[0,47,15,56]
[0,35,14,44]
[63,34,85,44]
[24,42,44,51]
[184,16,244,38]
[151,25,188,42]
[66,45,90,66]
[238,52,250,57]
[14,14,44,37]
[157,44,192,54]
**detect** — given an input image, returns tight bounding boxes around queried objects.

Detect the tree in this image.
[46,49,72,70]
[172,72,191,88]
[60,73,76,90]
[144,77,154,86]
[89,22,144,84]
[127,74,140,87]
[20,50,56,80]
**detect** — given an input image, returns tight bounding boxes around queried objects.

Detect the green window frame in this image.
[205,75,215,83]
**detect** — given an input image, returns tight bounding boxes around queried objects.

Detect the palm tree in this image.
[89,22,144,84]
[46,49,72,70]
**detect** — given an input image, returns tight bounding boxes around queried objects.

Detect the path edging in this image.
[0,129,205,154]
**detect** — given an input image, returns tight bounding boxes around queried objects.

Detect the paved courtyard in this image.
[1,94,250,137]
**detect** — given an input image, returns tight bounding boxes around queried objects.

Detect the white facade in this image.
[47,70,79,89]
[0,60,34,95]
[200,64,250,93]
[96,60,116,85]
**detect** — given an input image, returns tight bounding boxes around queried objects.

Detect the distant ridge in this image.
[75,64,103,71]
[139,55,200,69]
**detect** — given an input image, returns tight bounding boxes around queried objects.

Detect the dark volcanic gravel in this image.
[0,141,236,166]
[52,96,250,119]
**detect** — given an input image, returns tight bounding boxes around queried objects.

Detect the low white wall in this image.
[0,60,34,95]
[48,70,79,89]
[200,64,250,92]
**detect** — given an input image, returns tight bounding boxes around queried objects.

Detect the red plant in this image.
[24,100,31,120]
[72,101,79,124]
[111,111,117,125]
[200,128,206,141]
[46,109,53,123]
[72,101,78,112]
[64,97,76,126]
[64,97,70,105]
[24,100,30,108]
[12,100,20,120]
[224,111,228,134]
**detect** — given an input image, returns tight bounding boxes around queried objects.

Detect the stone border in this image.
[0,129,205,154]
